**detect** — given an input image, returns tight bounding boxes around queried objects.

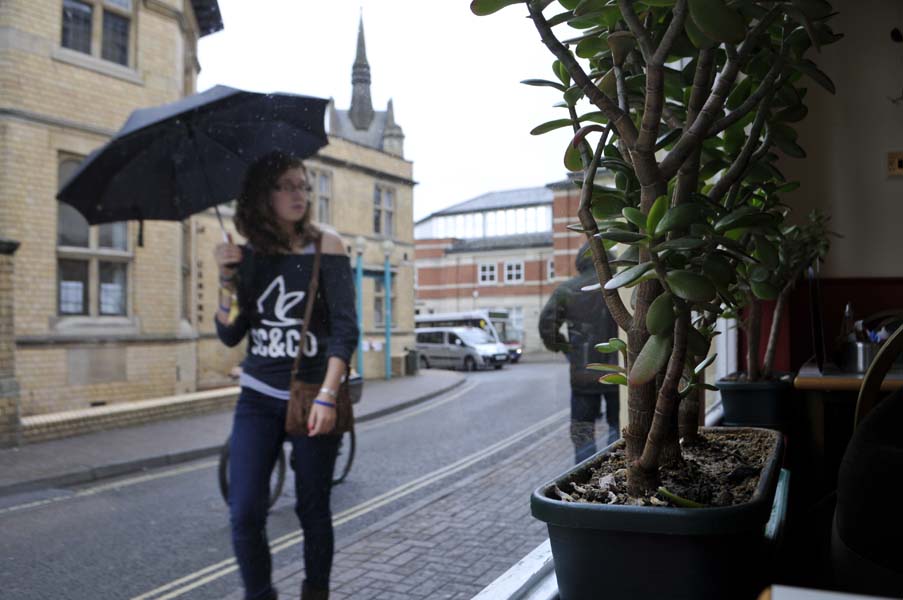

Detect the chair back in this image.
[854,323,903,428]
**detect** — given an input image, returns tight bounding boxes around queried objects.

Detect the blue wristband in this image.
[314,399,336,408]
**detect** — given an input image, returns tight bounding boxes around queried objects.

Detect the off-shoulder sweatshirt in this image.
[215,245,359,397]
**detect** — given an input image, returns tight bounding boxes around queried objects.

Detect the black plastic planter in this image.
[531,428,785,600]
[715,373,793,430]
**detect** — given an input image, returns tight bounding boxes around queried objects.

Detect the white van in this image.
[415,326,509,371]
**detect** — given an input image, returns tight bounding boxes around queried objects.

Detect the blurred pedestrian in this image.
[214,151,358,600]
[539,242,620,463]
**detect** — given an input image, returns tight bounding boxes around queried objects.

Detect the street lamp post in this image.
[381,239,395,380]
[354,236,366,378]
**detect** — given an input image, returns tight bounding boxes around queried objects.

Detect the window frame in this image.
[308,167,332,224]
[60,0,136,69]
[504,260,525,284]
[56,153,134,323]
[547,257,555,281]
[478,261,497,286]
[373,184,396,237]
[180,220,193,325]
[373,275,398,329]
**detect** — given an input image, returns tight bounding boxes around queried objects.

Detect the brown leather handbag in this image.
[285,236,354,436]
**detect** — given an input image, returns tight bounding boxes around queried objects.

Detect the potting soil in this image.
[552,429,774,507]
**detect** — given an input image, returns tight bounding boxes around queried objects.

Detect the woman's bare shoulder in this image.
[316,224,347,256]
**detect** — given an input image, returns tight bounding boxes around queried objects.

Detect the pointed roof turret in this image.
[349,16,374,130]
[382,98,405,157]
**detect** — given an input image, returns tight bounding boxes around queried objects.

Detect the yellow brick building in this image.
[0,3,414,426]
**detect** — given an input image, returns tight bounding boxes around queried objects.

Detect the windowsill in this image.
[58,246,133,260]
[478,280,498,286]
[52,46,143,86]
[48,315,141,337]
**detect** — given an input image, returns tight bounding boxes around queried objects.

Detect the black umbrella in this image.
[57,85,329,242]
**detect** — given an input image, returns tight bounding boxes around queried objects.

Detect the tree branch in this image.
[618,0,654,62]
[658,6,783,180]
[709,89,776,203]
[527,2,639,147]
[762,278,793,379]
[709,58,784,136]
[671,48,715,208]
[651,0,689,65]
[571,116,635,331]
[637,308,690,475]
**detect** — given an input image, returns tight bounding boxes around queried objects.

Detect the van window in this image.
[448,332,461,346]
[418,331,443,344]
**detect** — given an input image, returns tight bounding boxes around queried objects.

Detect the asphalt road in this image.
[0,360,596,600]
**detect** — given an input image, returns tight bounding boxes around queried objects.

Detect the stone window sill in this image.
[52,47,143,86]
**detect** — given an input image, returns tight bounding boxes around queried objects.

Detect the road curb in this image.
[0,376,467,499]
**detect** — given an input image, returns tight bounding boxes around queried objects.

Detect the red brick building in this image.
[414,177,611,354]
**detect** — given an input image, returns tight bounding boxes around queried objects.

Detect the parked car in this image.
[415,326,509,371]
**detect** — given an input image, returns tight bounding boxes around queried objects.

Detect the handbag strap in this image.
[290,235,322,378]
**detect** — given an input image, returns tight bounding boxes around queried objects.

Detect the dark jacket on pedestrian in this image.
[215,244,359,393]
[539,247,619,395]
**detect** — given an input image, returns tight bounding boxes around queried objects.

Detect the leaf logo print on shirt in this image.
[257,275,305,327]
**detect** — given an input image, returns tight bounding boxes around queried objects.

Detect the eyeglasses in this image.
[272,182,313,195]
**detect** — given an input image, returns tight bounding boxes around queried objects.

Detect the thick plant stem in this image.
[661,401,682,467]
[679,381,703,443]
[746,294,761,381]
[631,311,690,494]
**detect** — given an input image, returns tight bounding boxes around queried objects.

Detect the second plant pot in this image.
[715,373,794,431]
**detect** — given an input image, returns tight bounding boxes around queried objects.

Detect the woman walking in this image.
[214,151,359,600]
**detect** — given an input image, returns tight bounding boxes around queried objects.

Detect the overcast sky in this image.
[196,0,576,221]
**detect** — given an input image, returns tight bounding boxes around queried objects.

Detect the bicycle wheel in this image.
[332,429,356,485]
[218,435,287,509]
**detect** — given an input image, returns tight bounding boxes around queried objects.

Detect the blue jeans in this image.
[570,391,620,463]
[229,388,340,599]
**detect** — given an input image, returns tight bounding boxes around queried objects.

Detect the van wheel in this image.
[464,356,476,372]
[419,355,430,369]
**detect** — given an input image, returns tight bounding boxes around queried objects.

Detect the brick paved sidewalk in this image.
[227,416,607,599]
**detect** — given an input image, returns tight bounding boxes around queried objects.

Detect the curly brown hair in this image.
[233,151,320,255]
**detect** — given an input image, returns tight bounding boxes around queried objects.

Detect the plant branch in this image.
[672,48,715,208]
[651,0,689,65]
[659,7,782,180]
[636,1,688,155]
[709,89,776,203]
[618,0,654,62]
[745,292,761,381]
[637,308,690,475]
[709,58,784,136]
[527,2,639,147]
[761,279,793,379]
[571,114,634,331]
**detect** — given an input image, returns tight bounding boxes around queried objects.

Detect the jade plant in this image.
[727,207,836,382]
[472,0,840,494]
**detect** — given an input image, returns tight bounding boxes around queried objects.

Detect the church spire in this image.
[349,15,374,130]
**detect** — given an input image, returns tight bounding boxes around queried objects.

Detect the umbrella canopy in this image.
[57,85,329,225]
